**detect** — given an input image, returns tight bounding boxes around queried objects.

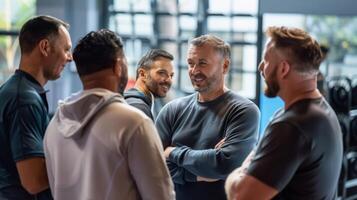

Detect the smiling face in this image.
[187,43,227,94]
[43,25,72,81]
[144,57,174,97]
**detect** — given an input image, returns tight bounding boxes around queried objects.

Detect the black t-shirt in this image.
[247,98,343,200]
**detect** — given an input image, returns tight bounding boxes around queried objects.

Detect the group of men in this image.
[0,15,342,200]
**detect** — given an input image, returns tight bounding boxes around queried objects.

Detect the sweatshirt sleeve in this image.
[128,118,175,200]
[168,104,260,180]
[156,103,197,184]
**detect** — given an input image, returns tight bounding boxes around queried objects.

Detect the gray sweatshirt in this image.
[44,88,174,200]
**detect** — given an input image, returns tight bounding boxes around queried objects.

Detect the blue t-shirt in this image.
[0,70,52,199]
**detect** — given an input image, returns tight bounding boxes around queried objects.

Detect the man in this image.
[225,26,343,200]
[0,15,72,199]
[44,29,174,200]
[156,34,260,200]
[124,49,174,120]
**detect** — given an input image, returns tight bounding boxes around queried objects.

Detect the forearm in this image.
[167,160,197,184]
[167,141,255,179]
[16,157,50,195]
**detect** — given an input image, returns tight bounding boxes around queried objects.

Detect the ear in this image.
[279,60,290,79]
[222,59,230,74]
[138,68,147,79]
[113,59,121,76]
[38,39,51,57]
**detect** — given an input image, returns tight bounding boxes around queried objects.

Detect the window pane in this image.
[233,17,257,32]
[0,35,20,84]
[179,68,193,93]
[179,0,198,13]
[179,16,197,31]
[111,15,132,35]
[242,45,257,72]
[133,0,150,12]
[231,45,257,72]
[158,16,177,38]
[157,0,177,13]
[112,0,130,11]
[0,0,36,30]
[232,0,258,14]
[231,72,256,99]
[209,0,231,13]
[134,15,153,35]
[208,17,231,32]
[180,43,188,65]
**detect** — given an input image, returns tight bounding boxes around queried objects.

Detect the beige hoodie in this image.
[44,88,174,200]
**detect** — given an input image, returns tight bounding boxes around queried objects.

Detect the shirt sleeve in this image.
[168,104,260,180]
[247,122,308,191]
[129,102,154,120]
[9,104,47,161]
[128,118,175,200]
[156,103,198,183]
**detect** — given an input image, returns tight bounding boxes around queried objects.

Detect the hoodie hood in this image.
[54,88,125,138]
[124,88,152,106]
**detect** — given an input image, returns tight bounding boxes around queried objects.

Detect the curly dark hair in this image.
[73,29,124,76]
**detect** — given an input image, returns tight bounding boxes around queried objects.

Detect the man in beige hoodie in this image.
[44,29,174,200]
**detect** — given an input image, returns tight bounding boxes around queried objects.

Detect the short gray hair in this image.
[189,34,231,60]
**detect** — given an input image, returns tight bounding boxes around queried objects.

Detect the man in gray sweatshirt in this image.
[44,29,174,200]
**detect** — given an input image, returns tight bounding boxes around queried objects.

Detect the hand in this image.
[164,146,175,159]
[197,176,219,182]
[225,167,244,200]
[215,138,225,149]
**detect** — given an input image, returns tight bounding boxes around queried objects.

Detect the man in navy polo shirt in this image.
[0,15,72,199]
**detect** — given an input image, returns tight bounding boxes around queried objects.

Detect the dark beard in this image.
[118,66,128,95]
[146,74,171,98]
[264,81,279,98]
[264,67,280,98]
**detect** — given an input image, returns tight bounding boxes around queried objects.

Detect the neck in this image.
[134,79,151,97]
[82,69,118,92]
[280,78,321,110]
[19,55,47,86]
[198,86,228,102]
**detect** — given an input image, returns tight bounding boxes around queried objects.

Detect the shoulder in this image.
[224,91,260,115]
[0,75,43,110]
[162,93,196,111]
[263,121,309,151]
[103,101,152,127]
[274,98,335,130]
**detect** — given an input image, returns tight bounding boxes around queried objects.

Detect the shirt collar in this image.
[15,69,48,94]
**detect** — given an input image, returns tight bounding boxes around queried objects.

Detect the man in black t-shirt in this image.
[225,26,343,200]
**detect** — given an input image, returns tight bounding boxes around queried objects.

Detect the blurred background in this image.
[1,1,357,198]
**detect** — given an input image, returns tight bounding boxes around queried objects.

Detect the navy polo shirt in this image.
[0,70,52,199]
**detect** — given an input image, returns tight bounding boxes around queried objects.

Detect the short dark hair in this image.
[19,15,69,54]
[136,49,174,79]
[73,29,124,76]
[266,26,323,74]
[189,34,231,60]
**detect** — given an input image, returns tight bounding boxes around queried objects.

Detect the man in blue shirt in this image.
[0,15,72,199]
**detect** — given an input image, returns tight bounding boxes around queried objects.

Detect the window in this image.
[0,0,36,84]
[109,0,259,100]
